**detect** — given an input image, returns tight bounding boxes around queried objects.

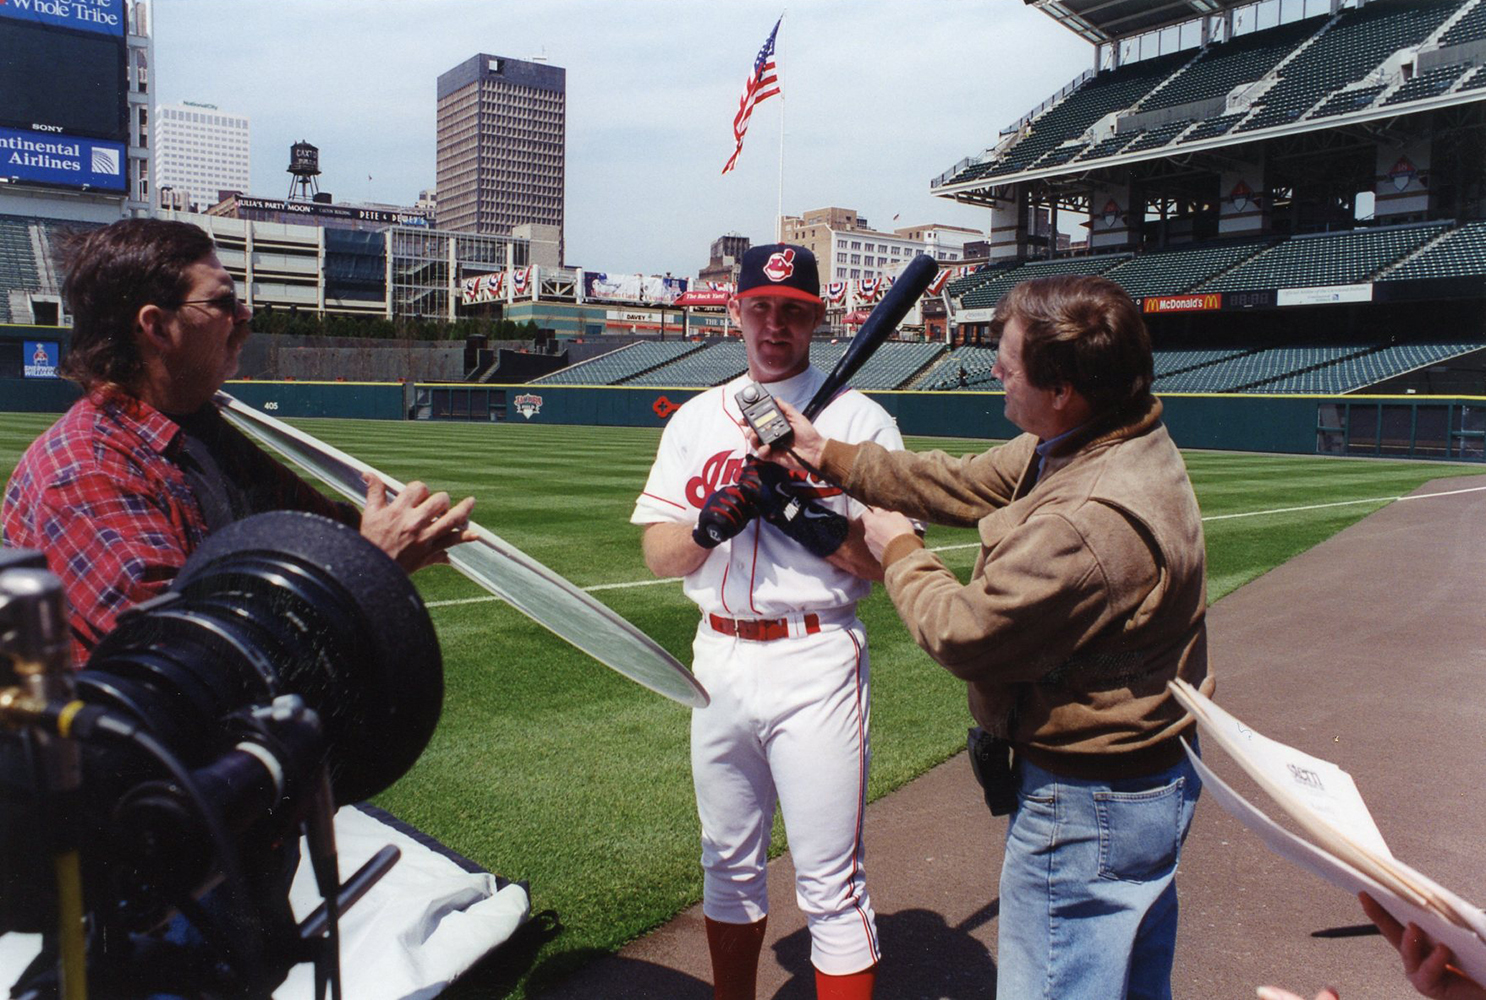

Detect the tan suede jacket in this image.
[820,396,1213,779]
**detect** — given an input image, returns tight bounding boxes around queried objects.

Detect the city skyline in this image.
[152,0,1092,276]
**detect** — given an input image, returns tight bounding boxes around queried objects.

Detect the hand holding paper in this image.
[1169,679,1486,989]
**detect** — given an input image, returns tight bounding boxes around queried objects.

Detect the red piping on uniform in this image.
[844,628,880,961]
[748,520,762,614]
[641,491,687,511]
[723,386,746,430]
[718,555,733,615]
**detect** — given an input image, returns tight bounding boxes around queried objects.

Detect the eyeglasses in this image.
[174,292,243,315]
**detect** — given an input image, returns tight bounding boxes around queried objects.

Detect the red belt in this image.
[708,613,820,642]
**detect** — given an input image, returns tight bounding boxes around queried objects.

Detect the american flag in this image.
[722,17,782,174]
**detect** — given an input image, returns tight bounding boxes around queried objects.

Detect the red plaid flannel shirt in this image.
[2,389,356,665]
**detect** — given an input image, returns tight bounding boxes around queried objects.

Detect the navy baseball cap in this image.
[736,244,822,305]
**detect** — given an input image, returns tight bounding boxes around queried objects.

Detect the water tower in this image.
[287,141,320,200]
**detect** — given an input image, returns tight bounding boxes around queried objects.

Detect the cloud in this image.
[151,0,1091,274]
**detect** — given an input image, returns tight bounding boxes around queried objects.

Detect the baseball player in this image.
[632,244,903,1000]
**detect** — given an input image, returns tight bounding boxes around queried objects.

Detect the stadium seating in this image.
[1236,0,1458,133]
[917,346,1002,390]
[625,340,749,386]
[945,260,1019,300]
[1142,15,1327,113]
[0,216,42,323]
[1461,64,1486,90]
[1102,239,1275,298]
[1123,119,1195,152]
[531,340,702,385]
[1154,346,1366,391]
[1198,223,1447,291]
[843,341,944,389]
[1033,143,1090,170]
[1077,132,1140,161]
[964,50,1190,182]
[1379,220,1486,280]
[1439,0,1486,45]
[601,340,944,391]
[1251,342,1484,392]
[1381,62,1470,106]
[1153,347,1259,377]
[1309,83,1386,118]
[958,254,1132,310]
[1178,112,1248,143]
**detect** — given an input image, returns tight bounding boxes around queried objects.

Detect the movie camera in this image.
[0,511,445,999]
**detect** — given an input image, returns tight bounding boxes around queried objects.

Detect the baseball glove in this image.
[692,479,760,548]
[748,459,848,558]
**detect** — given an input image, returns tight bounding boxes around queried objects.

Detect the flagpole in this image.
[776,9,786,242]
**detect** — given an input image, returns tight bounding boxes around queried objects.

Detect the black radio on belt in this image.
[968,727,1017,816]
[736,381,794,449]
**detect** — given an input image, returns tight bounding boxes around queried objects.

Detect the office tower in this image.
[436,54,565,257]
[154,100,250,212]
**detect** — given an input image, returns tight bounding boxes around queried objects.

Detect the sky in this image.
[151,0,1093,277]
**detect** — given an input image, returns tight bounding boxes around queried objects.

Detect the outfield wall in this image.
[3,378,1481,462]
[0,379,406,420]
[418,384,1485,462]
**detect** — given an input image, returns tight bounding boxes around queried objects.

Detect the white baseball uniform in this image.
[632,365,905,976]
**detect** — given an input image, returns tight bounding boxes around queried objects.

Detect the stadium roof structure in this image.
[1024,0,1241,46]
[939,0,1486,212]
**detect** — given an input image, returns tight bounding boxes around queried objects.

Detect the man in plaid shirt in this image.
[2,219,474,664]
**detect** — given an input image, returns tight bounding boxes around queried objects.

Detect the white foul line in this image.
[422,484,1486,609]
[1201,482,1486,522]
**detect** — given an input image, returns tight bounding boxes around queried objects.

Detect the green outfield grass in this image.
[2,412,1483,998]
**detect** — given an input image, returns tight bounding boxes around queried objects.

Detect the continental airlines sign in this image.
[1142,294,1222,314]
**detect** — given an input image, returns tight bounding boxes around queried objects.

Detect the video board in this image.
[0,0,127,193]
[0,19,127,140]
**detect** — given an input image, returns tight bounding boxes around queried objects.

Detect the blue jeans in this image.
[995,744,1201,1000]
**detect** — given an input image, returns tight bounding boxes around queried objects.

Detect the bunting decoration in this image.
[461,271,504,305]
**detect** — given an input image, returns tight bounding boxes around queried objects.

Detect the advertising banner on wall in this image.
[0,0,125,37]
[461,272,504,304]
[0,126,126,191]
[1141,293,1223,314]
[584,273,688,305]
[1277,284,1373,307]
[235,197,431,227]
[23,341,59,379]
[955,308,997,324]
[674,289,730,307]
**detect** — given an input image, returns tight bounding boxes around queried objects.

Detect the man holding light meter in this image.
[631,244,904,999]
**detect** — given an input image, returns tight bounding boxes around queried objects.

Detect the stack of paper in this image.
[1169,679,1486,985]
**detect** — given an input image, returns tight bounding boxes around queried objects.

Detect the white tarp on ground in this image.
[0,804,531,999]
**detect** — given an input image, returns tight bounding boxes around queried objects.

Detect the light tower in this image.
[287,140,320,200]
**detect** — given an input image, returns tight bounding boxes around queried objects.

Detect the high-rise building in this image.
[153,100,250,212]
[782,206,981,284]
[436,54,565,258]
[699,233,749,287]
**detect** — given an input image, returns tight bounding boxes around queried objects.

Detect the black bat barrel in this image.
[803,253,941,421]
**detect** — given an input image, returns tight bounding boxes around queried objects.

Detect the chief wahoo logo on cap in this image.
[762,248,796,283]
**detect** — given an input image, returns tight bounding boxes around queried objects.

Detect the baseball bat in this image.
[802,252,940,421]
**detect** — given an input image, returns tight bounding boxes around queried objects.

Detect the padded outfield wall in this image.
[0,379,406,421]
[416,384,1486,462]
[2,378,1480,462]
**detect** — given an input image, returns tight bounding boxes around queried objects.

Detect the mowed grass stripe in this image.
[432,482,1482,608]
[2,412,1483,999]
